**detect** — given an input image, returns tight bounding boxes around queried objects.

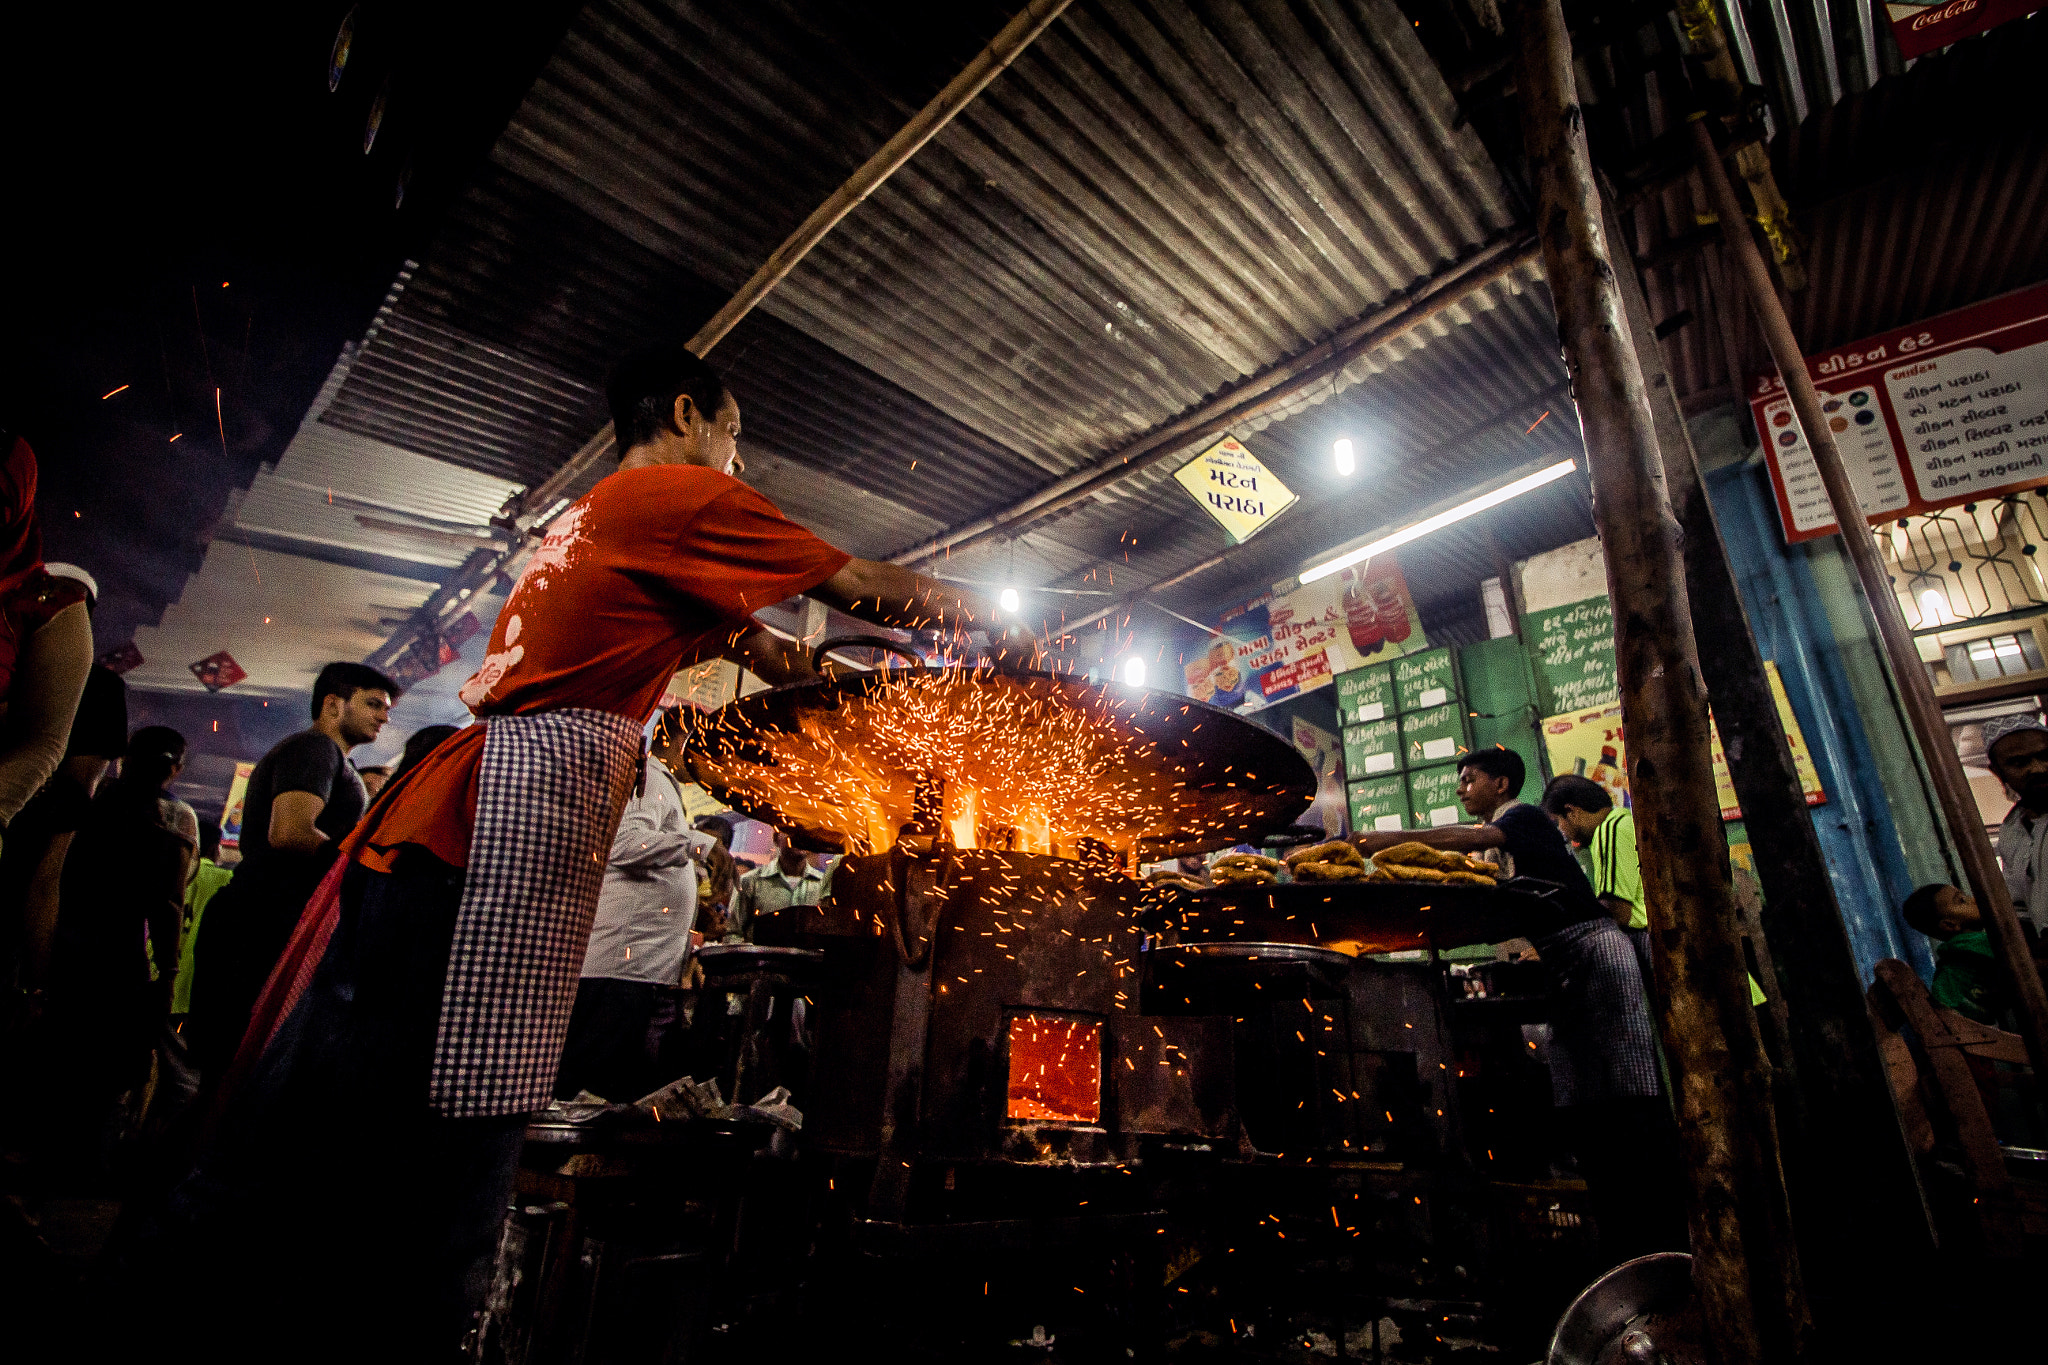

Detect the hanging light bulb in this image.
[1334,437,1356,477]
[1122,657,1148,687]
[1000,587,1020,614]
[1918,589,1949,625]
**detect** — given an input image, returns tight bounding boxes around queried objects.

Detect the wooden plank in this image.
[1872,961,2023,1256]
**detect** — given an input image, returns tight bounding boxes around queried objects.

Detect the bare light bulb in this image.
[999,586,1020,613]
[1334,437,1356,476]
[1918,589,1948,625]
[1122,657,1148,688]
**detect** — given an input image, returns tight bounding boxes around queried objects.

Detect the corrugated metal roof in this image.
[1622,14,2048,408]
[230,420,522,571]
[316,0,1524,568]
[124,542,439,699]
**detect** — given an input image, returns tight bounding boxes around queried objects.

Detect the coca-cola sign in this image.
[1889,0,2028,59]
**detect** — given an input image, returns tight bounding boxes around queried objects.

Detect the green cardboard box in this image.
[1406,762,1464,829]
[1399,702,1467,767]
[1342,719,1402,778]
[1334,664,1396,725]
[1393,647,1458,713]
[1348,775,1408,833]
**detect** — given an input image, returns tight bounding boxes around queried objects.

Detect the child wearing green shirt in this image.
[1541,774,1766,1006]
[1900,884,2003,1025]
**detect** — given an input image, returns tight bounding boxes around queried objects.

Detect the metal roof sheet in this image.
[316,0,1527,575]
[124,542,439,699]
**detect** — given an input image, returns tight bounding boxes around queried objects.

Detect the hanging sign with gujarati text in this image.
[1752,281,2048,543]
[1173,434,1297,545]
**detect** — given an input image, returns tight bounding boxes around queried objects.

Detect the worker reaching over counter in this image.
[138,344,1035,1354]
[1349,746,1686,1268]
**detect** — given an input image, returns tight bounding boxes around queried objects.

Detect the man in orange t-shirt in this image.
[155,344,1028,1353]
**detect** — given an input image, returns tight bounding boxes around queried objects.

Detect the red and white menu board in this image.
[1753,282,2048,543]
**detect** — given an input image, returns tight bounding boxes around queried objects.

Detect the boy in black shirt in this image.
[1351,746,1683,1264]
[187,662,395,1083]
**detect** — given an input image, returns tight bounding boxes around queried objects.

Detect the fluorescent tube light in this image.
[1298,459,1579,585]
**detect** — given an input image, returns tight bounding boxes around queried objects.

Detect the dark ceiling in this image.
[1,1,580,653]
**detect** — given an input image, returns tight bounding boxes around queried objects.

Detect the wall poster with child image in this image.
[1173,558,1430,713]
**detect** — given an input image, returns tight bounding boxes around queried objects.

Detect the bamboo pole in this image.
[381,3,1077,665]
[510,0,1076,524]
[1604,193,1935,1306]
[688,0,1074,355]
[1688,116,2048,1083]
[1514,3,1810,1359]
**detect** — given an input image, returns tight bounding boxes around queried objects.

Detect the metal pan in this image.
[682,663,1314,858]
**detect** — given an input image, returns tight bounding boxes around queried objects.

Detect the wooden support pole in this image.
[1513,3,1811,1359]
[1688,116,2048,1084]
[1604,193,1934,1301]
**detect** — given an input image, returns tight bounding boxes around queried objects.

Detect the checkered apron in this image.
[1533,916,1662,1106]
[427,709,642,1117]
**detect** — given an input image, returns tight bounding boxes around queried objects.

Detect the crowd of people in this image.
[9,338,2038,1354]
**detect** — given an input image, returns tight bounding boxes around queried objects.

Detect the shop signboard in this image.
[1887,0,2037,59]
[1751,281,2048,542]
[1523,594,1618,716]
[1174,559,1430,713]
[1172,433,1298,544]
[1400,701,1467,766]
[1292,715,1349,837]
[1393,647,1458,713]
[1335,664,1395,724]
[1343,718,1402,776]
[1539,663,1824,819]
[1407,763,1464,829]
[1349,774,1407,833]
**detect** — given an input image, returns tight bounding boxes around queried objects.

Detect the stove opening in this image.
[1005,1013,1103,1124]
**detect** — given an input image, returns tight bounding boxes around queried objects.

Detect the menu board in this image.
[1407,763,1464,829]
[1343,718,1402,776]
[1348,774,1408,833]
[1523,594,1618,716]
[1335,665,1395,724]
[1399,702,1467,765]
[1393,648,1458,713]
[1753,282,2048,543]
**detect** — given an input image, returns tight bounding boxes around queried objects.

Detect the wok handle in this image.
[811,634,924,672]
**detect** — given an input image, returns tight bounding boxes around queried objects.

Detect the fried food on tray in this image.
[1284,840,1366,869]
[1211,853,1279,885]
[1371,841,1475,871]
[1370,862,1455,883]
[1440,869,1498,886]
[1212,865,1276,885]
[1145,870,1208,893]
[1291,859,1366,882]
